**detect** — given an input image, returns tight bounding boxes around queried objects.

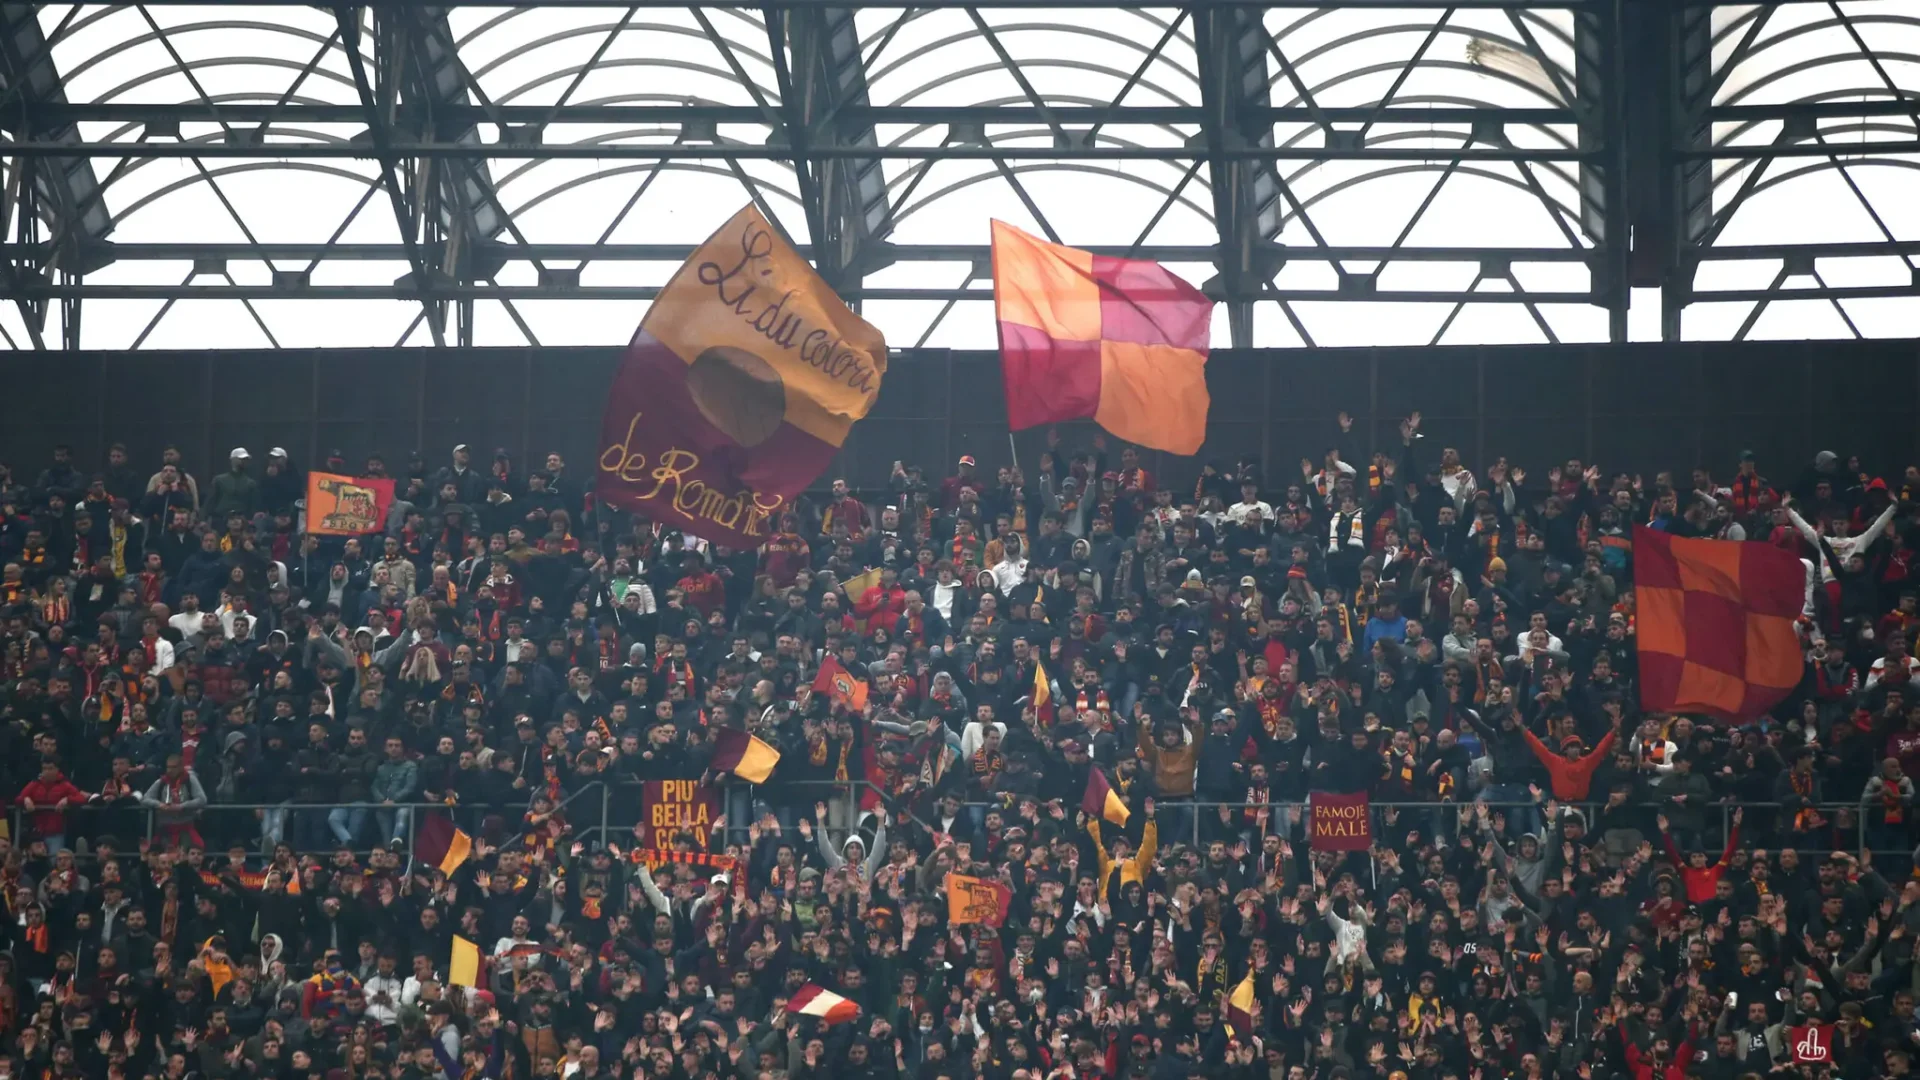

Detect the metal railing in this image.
[7,787,1906,864]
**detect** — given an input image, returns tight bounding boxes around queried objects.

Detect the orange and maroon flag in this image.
[305,472,394,536]
[596,205,887,547]
[991,220,1212,455]
[812,655,869,714]
[945,873,1013,926]
[1633,525,1804,721]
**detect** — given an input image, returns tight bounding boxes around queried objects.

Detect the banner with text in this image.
[633,780,722,850]
[596,204,887,547]
[1309,791,1373,852]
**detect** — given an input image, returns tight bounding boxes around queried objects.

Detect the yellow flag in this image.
[439,828,472,876]
[449,935,481,988]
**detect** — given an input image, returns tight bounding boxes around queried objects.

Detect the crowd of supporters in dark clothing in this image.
[5,415,1920,1080]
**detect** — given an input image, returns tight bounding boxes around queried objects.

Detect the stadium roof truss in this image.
[0,0,1913,351]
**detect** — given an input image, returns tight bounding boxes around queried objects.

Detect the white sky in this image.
[4,1,1916,351]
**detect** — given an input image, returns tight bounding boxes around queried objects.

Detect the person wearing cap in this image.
[1521,710,1620,801]
[259,447,303,517]
[433,443,487,507]
[205,447,259,523]
[940,453,984,509]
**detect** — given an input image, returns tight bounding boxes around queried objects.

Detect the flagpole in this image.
[1008,432,1019,471]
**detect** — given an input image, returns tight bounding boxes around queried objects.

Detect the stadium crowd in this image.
[2,416,1919,1080]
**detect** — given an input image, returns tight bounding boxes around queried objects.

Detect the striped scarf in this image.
[626,849,738,872]
[1791,771,1816,830]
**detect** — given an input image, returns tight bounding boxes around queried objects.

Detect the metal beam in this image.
[10,281,1916,305]
[70,0,1731,9]
[0,282,1610,302]
[0,140,1607,160]
[0,2,112,347]
[25,102,1585,125]
[335,5,448,346]
[1194,6,1284,348]
[15,239,1916,264]
[775,5,890,292]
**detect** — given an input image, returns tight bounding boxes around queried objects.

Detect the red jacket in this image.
[855,584,907,634]
[17,772,89,838]
[1621,1021,1696,1080]
[1521,726,1617,800]
[1663,824,1739,902]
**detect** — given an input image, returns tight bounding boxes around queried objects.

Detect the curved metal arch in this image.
[868,6,1196,72]
[1272,159,1590,241]
[1703,156,1920,241]
[1708,5,1920,55]
[882,162,1215,237]
[883,126,1203,207]
[59,18,362,95]
[1712,88,1920,149]
[501,161,808,221]
[463,21,780,101]
[485,132,805,209]
[451,4,767,53]
[1719,51,1920,114]
[107,161,385,230]
[1711,113,1920,170]
[882,58,1196,115]
[88,130,378,223]
[1265,66,1581,194]
[1264,105,1582,231]
[487,55,782,109]
[879,93,1194,154]
[1708,124,1920,196]
[80,55,361,110]
[865,22,1202,102]
[1279,27,1572,109]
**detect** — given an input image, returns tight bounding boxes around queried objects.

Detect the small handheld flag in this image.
[712,728,781,785]
[786,984,860,1024]
[1082,768,1129,827]
[449,935,481,988]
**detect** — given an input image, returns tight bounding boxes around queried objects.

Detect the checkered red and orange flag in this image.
[1633,525,1804,721]
[991,220,1213,455]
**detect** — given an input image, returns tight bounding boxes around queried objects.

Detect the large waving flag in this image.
[991,220,1213,455]
[596,205,887,548]
[1633,525,1804,720]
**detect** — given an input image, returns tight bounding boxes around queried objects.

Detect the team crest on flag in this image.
[306,472,395,536]
[813,655,869,713]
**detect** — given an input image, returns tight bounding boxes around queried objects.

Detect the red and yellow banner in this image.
[1633,525,1805,720]
[813,656,869,714]
[1309,791,1373,851]
[991,220,1212,455]
[633,780,721,849]
[946,873,1013,926]
[596,205,887,547]
[306,471,396,536]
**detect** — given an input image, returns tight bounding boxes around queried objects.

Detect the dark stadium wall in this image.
[6,341,1917,495]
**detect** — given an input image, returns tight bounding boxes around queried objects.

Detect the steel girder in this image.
[0,3,113,348]
[0,2,1912,349]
